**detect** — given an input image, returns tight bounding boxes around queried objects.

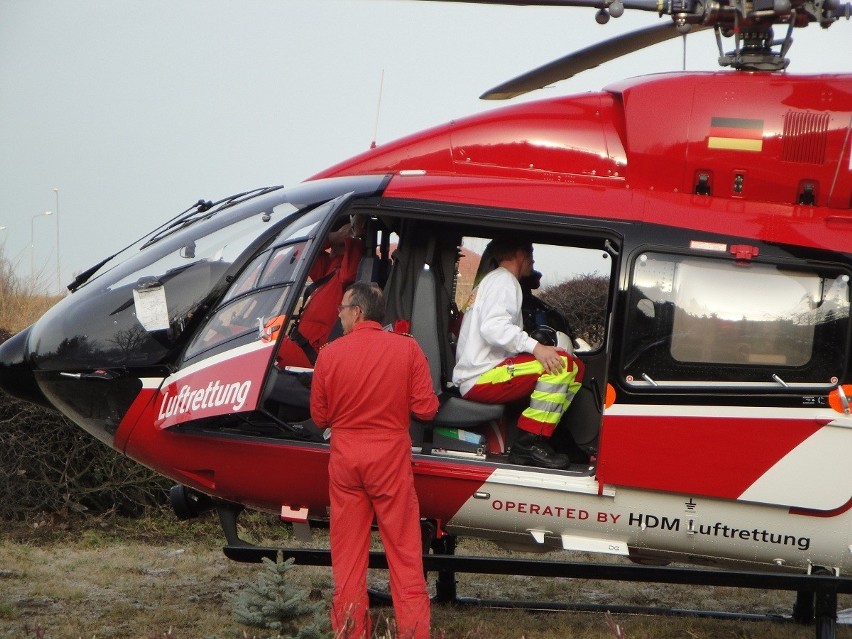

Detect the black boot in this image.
[508,431,570,469]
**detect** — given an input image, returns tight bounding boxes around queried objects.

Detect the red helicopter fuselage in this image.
[2,70,852,575]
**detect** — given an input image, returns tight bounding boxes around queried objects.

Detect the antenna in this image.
[370,69,384,149]
[682,33,687,70]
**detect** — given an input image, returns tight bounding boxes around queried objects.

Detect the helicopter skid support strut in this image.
[215,504,848,638]
[223,542,852,638]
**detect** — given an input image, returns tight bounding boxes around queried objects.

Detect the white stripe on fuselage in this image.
[604,403,837,421]
[163,340,273,385]
[738,425,852,510]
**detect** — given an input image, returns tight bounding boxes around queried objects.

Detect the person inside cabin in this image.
[452,237,584,469]
[277,214,367,368]
[519,268,589,463]
[267,215,366,423]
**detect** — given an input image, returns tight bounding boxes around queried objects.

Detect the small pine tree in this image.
[230,552,329,639]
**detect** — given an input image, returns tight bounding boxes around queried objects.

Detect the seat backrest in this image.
[355,253,376,283]
[408,254,507,431]
[409,264,442,394]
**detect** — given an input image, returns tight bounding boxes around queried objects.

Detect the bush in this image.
[0,396,170,519]
[539,274,609,348]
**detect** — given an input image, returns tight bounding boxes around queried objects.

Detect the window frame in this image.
[620,248,851,391]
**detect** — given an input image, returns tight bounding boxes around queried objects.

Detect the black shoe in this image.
[508,433,570,469]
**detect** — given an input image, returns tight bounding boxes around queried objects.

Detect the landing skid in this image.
[366,588,784,623]
[215,503,851,639]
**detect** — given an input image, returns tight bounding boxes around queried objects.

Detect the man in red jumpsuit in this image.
[278,215,366,368]
[310,282,439,639]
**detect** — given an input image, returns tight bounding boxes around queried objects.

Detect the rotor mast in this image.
[469,0,851,98]
[572,0,850,69]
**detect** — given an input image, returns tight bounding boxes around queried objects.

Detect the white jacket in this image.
[452,267,538,396]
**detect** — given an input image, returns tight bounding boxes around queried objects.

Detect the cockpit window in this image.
[182,242,310,363]
[624,252,851,388]
[183,285,293,362]
[180,199,344,365]
[222,242,307,305]
[260,244,306,288]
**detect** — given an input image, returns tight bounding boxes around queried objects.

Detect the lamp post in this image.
[53,187,60,294]
[31,210,53,280]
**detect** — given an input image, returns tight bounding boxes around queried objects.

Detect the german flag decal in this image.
[708,117,764,152]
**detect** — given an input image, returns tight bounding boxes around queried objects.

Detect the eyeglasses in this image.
[337,303,359,313]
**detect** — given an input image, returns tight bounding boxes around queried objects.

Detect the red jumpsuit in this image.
[311,321,439,639]
[278,236,364,367]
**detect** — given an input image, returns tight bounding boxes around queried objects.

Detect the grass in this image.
[0,293,60,334]
[1,510,851,638]
[0,250,61,334]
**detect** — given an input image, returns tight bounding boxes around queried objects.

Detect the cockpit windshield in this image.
[27,191,297,371]
[24,175,389,373]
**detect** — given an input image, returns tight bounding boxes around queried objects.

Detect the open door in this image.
[153,193,358,431]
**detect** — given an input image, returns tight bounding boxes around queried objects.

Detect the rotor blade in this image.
[417,0,662,9]
[481,23,710,100]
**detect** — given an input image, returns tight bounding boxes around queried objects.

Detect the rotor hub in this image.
[717,23,791,70]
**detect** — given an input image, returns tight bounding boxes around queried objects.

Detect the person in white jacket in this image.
[453,238,584,469]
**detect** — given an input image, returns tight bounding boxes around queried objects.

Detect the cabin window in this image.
[457,236,611,352]
[623,252,850,388]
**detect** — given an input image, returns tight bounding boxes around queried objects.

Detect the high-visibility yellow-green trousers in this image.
[463,351,584,437]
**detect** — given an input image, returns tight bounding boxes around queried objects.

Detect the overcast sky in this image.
[1,0,850,294]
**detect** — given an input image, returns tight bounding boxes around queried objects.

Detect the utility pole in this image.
[54,187,60,295]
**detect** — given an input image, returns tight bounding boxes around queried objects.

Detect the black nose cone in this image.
[0,327,52,409]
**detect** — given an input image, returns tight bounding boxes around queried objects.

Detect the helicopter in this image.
[2,0,852,635]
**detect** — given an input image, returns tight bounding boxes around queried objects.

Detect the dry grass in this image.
[0,293,60,334]
[0,250,61,334]
[1,511,851,639]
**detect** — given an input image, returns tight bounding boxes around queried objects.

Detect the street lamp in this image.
[31,210,53,280]
[53,187,60,294]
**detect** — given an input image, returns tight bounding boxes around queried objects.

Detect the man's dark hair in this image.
[346,282,385,323]
[487,237,534,263]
